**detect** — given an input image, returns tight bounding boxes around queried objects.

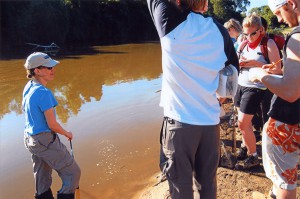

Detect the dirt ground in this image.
[135,102,300,199]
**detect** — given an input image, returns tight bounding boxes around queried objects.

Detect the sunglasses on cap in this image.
[242,29,260,37]
[36,66,54,70]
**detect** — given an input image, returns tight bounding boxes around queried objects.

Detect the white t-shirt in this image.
[238,44,268,89]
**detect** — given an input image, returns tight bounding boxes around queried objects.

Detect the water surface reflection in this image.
[0,43,163,199]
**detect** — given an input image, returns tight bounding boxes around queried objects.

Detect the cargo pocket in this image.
[38,133,56,148]
[159,117,177,180]
[47,135,74,170]
[161,147,177,180]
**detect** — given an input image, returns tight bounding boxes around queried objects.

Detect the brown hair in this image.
[26,69,35,79]
[180,0,207,11]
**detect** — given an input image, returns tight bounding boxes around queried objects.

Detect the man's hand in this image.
[262,63,283,75]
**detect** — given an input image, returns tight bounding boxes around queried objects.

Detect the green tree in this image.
[235,0,250,12]
[249,5,287,30]
[209,0,249,23]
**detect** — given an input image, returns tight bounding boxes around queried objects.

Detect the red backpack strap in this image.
[260,36,269,63]
[269,33,285,50]
[237,40,248,59]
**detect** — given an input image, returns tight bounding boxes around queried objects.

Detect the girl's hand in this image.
[65,131,73,140]
[239,60,263,68]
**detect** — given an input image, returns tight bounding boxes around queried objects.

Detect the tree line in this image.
[1,0,283,57]
[0,0,157,56]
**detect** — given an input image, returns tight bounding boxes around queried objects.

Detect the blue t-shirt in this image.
[22,81,58,135]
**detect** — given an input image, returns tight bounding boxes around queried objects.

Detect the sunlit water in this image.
[0,43,163,199]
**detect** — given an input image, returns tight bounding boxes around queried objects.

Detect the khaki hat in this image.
[268,0,287,12]
[24,52,59,69]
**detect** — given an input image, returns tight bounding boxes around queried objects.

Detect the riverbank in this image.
[134,102,300,199]
[134,153,300,199]
[134,167,274,199]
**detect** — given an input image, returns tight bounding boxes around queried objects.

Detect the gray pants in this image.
[24,132,81,195]
[160,117,220,199]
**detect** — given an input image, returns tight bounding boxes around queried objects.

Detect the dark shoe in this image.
[57,193,74,199]
[236,146,248,160]
[243,155,259,169]
[35,188,54,199]
[254,130,262,141]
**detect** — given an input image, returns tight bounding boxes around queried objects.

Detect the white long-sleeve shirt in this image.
[148,0,239,125]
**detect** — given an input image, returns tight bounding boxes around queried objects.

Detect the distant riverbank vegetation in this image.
[0,0,158,57]
[1,0,283,58]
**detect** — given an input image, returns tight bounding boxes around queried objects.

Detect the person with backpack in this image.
[251,16,285,140]
[234,13,282,169]
[249,0,300,198]
[261,17,286,53]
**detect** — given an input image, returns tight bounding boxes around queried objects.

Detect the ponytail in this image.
[26,69,35,79]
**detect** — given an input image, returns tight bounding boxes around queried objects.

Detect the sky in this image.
[246,0,268,12]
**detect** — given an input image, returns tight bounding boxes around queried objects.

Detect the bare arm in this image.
[238,51,264,68]
[239,39,281,72]
[44,108,73,140]
[251,33,300,102]
[263,39,282,74]
[262,33,300,102]
[239,59,264,68]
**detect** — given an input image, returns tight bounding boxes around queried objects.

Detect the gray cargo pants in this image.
[24,132,81,195]
[160,117,220,199]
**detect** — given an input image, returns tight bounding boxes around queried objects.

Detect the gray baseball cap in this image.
[24,52,59,69]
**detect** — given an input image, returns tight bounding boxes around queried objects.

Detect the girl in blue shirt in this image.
[22,52,81,199]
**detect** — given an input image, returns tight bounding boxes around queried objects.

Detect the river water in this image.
[0,43,163,199]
